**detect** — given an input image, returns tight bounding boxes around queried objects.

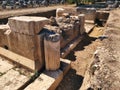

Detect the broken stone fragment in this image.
[56,8,65,18]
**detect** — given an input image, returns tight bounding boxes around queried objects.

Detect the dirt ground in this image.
[80,9,120,90]
[0,5,75,19]
[56,26,104,90]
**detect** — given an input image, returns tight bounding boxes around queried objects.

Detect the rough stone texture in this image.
[7,32,45,71]
[8,16,49,35]
[80,9,120,90]
[0,11,84,71]
[0,56,33,90]
[56,16,81,49]
[0,47,36,71]
[43,14,83,49]
[25,58,71,90]
[3,16,49,71]
[9,32,40,61]
[0,69,29,90]
[76,7,96,21]
[44,33,60,70]
[25,70,63,90]
[0,57,14,73]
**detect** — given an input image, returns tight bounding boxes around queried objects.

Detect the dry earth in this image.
[0,5,75,19]
[80,9,120,90]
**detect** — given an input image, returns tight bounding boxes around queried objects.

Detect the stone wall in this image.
[76,7,96,22]
[0,10,85,71]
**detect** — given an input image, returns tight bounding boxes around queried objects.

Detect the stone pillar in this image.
[78,14,85,35]
[44,33,60,70]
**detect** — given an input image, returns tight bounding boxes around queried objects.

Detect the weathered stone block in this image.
[44,33,60,70]
[8,32,45,70]
[8,16,49,35]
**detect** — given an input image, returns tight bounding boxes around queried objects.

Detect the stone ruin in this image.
[0,8,85,71]
[76,7,109,24]
[76,7,96,23]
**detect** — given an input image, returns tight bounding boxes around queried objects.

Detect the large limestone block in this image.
[8,32,45,70]
[8,16,49,35]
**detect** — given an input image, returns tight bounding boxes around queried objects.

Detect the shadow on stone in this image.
[65,33,97,61]
[56,69,84,90]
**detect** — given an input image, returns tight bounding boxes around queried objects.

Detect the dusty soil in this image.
[0,5,75,19]
[56,26,104,90]
[80,9,120,90]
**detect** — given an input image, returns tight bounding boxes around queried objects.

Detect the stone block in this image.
[44,33,60,70]
[7,32,45,70]
[8,16,49,35]
[76,7,96,21]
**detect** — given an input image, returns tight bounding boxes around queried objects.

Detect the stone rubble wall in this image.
[76,7,96,22]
